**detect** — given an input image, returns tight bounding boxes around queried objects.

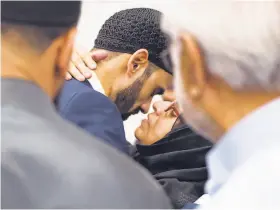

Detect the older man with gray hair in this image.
[162,1,280,209]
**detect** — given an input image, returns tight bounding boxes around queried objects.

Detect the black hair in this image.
[1,23,73,53]
[1,1,81,53]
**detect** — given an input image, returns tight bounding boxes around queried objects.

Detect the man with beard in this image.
[161,1,280,208]
[56,8,173,154]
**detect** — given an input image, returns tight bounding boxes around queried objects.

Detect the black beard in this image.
[115,64,155,121]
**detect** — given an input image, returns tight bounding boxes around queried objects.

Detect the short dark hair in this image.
[1,1,81,53]
[1,23,71,53]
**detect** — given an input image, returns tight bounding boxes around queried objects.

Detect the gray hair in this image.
[161,1,280,91]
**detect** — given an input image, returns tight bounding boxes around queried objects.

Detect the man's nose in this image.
[162,90,176,101]
[140,100,152,114]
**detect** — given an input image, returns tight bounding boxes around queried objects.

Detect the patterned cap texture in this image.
[94,8,172,74]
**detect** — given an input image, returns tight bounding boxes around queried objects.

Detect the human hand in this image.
[135,109,178,145]
[153,100,173,115]
[65,47,108,81]
[153,100,180,116]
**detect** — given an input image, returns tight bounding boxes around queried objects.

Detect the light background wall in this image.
[76,0,176,143]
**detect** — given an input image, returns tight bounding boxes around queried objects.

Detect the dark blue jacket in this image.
[56,79,129,154]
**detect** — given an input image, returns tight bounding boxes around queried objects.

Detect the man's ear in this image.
[55,27,77,78]
[178,32,207,100]
[127,49,149,77]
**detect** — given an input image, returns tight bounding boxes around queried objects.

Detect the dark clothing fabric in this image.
[183,203,199,209]
[55,79,129,154]
[1,78,171,209]
[132,126,212,209]
[2,1,81,27]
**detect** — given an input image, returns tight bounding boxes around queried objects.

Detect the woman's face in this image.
[135,108,178,145]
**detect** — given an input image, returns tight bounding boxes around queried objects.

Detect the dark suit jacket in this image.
[1,78,171,208]
[56,79,129,154]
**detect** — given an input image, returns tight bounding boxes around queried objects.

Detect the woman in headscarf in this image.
[132,102,212,209]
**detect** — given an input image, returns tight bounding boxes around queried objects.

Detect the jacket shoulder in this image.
[1,107,171,209]
[56,79,117,113]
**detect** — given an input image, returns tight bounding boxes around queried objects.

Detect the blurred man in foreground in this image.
[162,1,280,208]
[1,1,171,208]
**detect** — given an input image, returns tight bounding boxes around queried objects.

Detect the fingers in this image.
[71,51,92,80]
[77,50,96,70]
[66,47,109,81]
[164,101,177,112]
[68,61,86,81]
[78,49,108,71]
[91,50,108,61]
[153,101,172,115]
[65,72,72,81]
[83,55,96,69]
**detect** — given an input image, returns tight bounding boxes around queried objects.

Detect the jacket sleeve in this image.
[59,90,129,154]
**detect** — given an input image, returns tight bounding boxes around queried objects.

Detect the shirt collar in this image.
[87,72,105,95]
[206,97,280,195]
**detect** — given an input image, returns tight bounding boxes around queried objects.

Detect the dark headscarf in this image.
[132,117,212,208]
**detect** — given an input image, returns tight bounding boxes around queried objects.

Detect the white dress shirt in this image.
[87,72,105,95]
[199,97,280,209]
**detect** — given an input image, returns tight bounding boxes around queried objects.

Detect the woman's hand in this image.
[65,47,108,81]
[153,100,172,115]
[135,105,178,145]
